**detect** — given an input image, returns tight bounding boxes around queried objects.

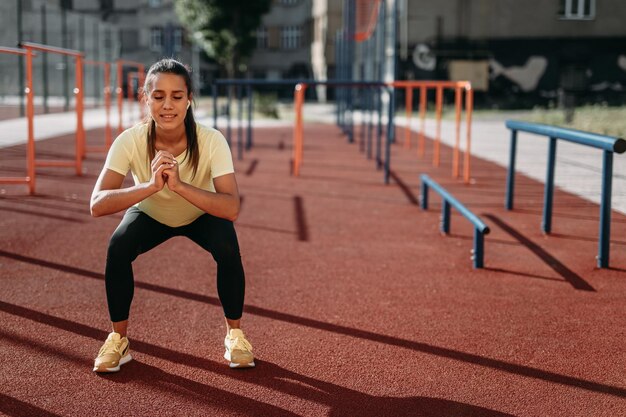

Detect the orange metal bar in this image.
[75,55,84,175]
[20,41,82,57]
[25,49,35,193]
[0,47,36,194]
[433,86,443,167]
[418,86,427,157]
[404,87,413,149]
[453,87,462,178]
[117,61,124,134]
[21,43,84,180]
[390,80,470,89]
[286,80,474,182]
[464,87,474,184]
[293,84,305,177]
[104,63,112,147]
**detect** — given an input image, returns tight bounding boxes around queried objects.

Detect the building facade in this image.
[395,0,626,106]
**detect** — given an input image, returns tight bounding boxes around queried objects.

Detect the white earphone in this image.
[187,101,191,110]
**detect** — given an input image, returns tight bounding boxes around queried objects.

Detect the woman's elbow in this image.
[90,198,104,217]
[229,201,240,222]
[90,205,102,217]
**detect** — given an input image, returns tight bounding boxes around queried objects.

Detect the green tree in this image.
[174,0,271,79]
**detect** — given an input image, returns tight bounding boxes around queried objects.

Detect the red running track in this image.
[0,122,625,416]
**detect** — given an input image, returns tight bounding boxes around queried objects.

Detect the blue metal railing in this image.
[504,120,626,268]
[420,174,490,268]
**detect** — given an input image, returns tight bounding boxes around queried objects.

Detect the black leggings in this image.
[105,206,245,322]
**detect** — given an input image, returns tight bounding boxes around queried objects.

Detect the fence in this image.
[504,120,626,268]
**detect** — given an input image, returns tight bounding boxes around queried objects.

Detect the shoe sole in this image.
[229,360,255,369]
[224,351,255,368]
[93,353,133,373]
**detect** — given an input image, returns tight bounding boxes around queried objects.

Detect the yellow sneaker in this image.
[224,329,255,368]
[93,332,132,373]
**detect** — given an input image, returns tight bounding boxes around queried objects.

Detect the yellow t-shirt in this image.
[103,122,234,227]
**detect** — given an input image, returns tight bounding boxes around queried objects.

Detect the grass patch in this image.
[519,105,626,137]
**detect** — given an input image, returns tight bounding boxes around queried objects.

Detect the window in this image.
[558,0,595,20]
[173,28,183,53]
[150,27,162,52]
[280,26,301,49]
[256,27,268,49]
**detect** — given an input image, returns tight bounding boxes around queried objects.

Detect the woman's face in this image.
[145,73,191,132]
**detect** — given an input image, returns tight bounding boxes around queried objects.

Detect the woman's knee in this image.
[107,228,140,262]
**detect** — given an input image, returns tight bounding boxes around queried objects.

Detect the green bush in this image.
[254,92,280,119]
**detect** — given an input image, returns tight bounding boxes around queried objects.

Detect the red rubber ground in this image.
[1,122,625,416]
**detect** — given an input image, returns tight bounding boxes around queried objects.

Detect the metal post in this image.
[473,228,484,268]
[17,0,24,117]
[41,4,49,114]
[247,83,253,150]
[237,83,243,160]
[598,150,613,268]
[346,0,356,143]
[420,181,428,209]
[26,48,35,193]
[542,137,557,234]
[367,86,373,159]
[505,129,517,210]
[441,200,451,234]
[212,83,217,129]
[376,86,383,169]
[384,86,392,184]
[376,0,386,168]
[226,85,232,147]
[384,85,394,184]
[61,6,69,112]
[388,0,398,143]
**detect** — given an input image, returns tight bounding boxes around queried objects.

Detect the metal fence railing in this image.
[504,120,626,268]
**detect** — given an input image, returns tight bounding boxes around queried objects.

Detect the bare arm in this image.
[90,151,173,217]
[166,171,241,221]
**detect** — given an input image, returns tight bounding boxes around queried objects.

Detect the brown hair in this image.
[143,58,199,178]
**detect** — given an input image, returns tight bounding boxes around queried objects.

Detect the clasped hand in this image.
[150,150,181,191]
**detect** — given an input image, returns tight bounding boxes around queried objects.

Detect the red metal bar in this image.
[293,84,305,177]
[404,86,413,149]
[464,87,474,184]
[418,86,427,157]
[20,43,85,177]
[20,41,82,57]
[75,55,84,175]
[0,47,36,194]
[453,86,462,178]
[104,63,112,147]
[433,86,443,167]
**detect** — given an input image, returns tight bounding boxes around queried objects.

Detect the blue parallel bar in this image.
[505,129,517,210]
[599,150,613,268]
[420,174,490,269]
[237,84,243,161]
[543,137,557,234]
[505,120,626,153]
[505,119,625,268]
[246,84,253,150]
